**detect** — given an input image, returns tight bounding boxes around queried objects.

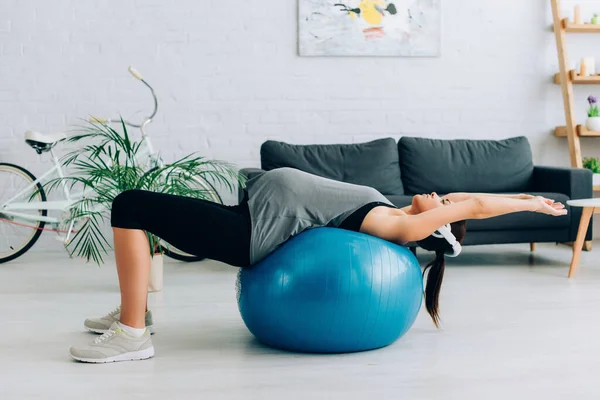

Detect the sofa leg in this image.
[530,243,536,252]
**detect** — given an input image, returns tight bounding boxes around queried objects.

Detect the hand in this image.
[530,196,567,216]
[521,193,558,205]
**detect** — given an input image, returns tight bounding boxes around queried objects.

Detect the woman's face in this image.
[411,192,450,214]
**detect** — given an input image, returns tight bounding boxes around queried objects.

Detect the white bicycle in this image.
[0,67,222,264]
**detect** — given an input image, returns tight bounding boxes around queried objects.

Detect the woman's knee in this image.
[111,190,146,228]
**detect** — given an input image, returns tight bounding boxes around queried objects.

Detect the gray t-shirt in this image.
[246,168,393,264]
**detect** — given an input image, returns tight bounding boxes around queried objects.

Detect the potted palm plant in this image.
[46,120,244,291]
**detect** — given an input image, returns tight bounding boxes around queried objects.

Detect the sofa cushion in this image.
[261,138,404,196]
[460,229,570,246]
[465,192,570,231]
[398,136,534,194]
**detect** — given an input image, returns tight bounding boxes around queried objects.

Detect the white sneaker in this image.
[84,306,155,334]
[70,322,154,363]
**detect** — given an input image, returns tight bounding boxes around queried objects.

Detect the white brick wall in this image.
[2,0,600,249]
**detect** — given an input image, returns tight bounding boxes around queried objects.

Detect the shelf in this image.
[554,70,600,84]
[562,18,600,32]
[552,0,600,169]
[555,125,600,137]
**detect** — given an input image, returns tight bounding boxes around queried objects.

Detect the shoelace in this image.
[106,306,122,318]
[94,328,117,344]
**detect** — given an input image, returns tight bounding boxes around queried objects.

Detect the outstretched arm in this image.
[401,196,565,242]
[399,192,542,214]
[442,192,535,203]
[364,196,566,244]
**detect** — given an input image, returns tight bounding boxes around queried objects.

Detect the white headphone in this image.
[431,224,462,258]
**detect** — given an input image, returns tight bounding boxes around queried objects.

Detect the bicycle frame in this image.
[133,120,163,169]
[1,148,85,224]
[2,66,219,248]
[2,122,160,225]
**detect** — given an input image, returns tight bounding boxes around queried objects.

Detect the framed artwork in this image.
[299,0,441,57]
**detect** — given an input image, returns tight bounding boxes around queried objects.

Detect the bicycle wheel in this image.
[0,163,47,263]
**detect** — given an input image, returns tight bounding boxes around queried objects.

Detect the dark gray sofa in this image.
[239,136,593,247]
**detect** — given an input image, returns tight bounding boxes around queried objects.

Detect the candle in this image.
[584,57,596,75]
[574,5,582,24]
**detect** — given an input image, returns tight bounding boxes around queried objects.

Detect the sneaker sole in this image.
[85,325,155,335]
[70,346,155,363]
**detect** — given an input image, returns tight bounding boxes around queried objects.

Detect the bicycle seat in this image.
[24,131,67,154]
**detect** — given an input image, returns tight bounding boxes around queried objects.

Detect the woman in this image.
[69,168,566,363]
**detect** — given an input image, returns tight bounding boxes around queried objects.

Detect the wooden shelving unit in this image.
[554,70,600,84]
[563,19,600,33]
[551,0,600,194]
[555,125,600,137]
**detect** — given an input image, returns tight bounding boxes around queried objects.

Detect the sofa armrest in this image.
[532,166,592,198]
[238,168,267,203]
[532,166,593,241]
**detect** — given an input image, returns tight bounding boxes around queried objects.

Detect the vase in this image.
[586,117,600,132]
[148,253,164,292]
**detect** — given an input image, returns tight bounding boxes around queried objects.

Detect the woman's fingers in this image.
[549,204,567,216]
[533,198,567,216]
[543,199,567,209]
[539,201,567,216]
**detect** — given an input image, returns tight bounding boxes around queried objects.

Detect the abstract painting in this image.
[299,0,440,56]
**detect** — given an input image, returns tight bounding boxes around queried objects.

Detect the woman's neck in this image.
[398,205,416,215]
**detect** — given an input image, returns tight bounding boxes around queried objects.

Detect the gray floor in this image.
[1,242,600,400]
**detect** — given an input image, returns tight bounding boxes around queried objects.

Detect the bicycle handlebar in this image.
[90,66,158,129]
[128,66,143,81]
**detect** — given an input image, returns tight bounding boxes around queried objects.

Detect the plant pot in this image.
[586,117,600,132]
[594,174,600,187]
[148,253,164,293]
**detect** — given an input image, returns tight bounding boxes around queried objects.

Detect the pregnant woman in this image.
[69,167,566,363]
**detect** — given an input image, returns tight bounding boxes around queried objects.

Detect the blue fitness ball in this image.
[236,228,423,353]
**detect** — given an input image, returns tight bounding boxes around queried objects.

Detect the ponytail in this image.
[423,251,446,328]
[417,220,466,328]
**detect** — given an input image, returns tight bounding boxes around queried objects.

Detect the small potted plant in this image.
[583,157,600,186]
[586,95,600,132]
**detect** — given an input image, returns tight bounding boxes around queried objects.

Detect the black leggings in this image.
[110,190,252,267]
